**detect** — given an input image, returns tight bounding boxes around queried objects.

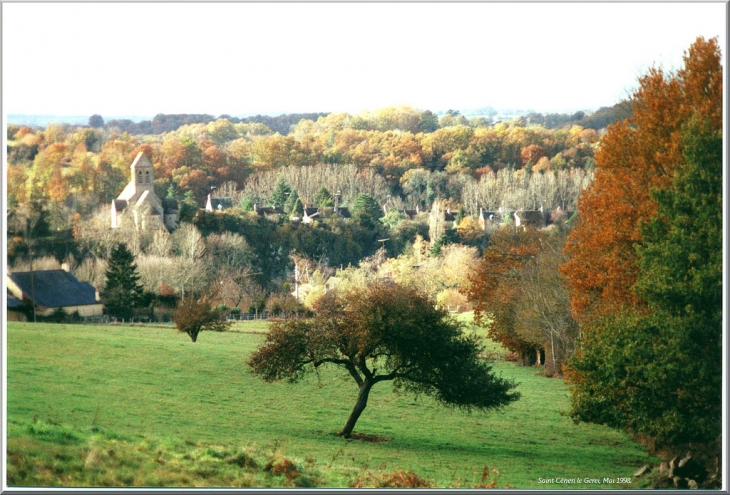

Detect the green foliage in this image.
[103,243,145,319]
[568,118,722,451]
[351,193,382,226]
[283,190,300,216]
[430,228,459,256]
[313,186,334,208]
[249,283,519,437]
[269,178,292,208]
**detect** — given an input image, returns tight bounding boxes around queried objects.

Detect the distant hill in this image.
[7,114,152,128]
[7,102,630,134]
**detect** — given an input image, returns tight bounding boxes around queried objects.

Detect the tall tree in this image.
[248,282,519,438]
[568,116,722,461]
[88,114,105,128]
[313,185,334,208]
[561,37,722,323]
[103,243,145,318]
[269,177,292,208]
[351,193,382,226]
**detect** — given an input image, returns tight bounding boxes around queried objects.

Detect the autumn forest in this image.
[5,36,723,489]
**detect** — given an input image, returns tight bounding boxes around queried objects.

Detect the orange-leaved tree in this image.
[561,36,722,323]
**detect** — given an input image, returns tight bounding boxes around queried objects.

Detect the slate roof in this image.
[8,270,99,308]
[334,207,351,218]
[163,198,179,211]
[254,205,285,216]
[7,291,24,308]
[211,197,233,210]
[515,210,546,227]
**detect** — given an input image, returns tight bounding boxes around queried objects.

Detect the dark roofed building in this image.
[7,269,103,317]
[334,207,351,219]
[514,210,547,230]
[6,291,27,321]
[253,204,285,217]
[205,195,234,212]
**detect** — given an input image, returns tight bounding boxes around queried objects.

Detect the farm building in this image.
[6,269,103,318]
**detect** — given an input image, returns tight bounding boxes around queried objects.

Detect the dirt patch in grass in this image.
[338,432,392,443]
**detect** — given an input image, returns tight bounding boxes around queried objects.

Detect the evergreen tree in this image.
[352,193,382,226]
[313,186,334,208]
[284,189,300,216]
[291,197,304,218]
[269,177,292,208]
[103,243,145,319]
[568,117,723,458]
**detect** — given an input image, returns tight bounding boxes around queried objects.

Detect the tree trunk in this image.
[338,379,373,438]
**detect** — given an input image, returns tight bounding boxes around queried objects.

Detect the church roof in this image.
[130,152,153,169]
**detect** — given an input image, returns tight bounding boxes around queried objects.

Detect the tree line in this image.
[464,37,722,488]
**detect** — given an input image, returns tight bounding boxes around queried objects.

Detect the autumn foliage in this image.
[562,37,723,470]
[173,294,230,342]
[561,37,723,323]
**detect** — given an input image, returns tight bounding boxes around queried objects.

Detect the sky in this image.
[2,2,727,119]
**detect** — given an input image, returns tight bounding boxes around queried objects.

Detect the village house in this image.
[111,152,178,231]
[478,208,502,230]
[514,209,547,230]
[253,204,285,217]
[302,207,320,224]
[7,268,103,318]
[205,194,233,212]
[6,291,27,321]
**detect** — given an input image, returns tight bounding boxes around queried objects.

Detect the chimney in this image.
[61,262,70,272]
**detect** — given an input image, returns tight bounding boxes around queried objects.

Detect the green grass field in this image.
[6,321,658,488]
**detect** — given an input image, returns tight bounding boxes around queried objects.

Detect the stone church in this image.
[111,152,178,231]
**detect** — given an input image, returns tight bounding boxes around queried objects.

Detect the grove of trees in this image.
[561,37,722,480]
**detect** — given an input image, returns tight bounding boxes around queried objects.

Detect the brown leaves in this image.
[561,37,722,324]
[173,294,230,342]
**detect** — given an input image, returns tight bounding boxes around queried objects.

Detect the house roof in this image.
[515,210,546,227]
[254,205,285,216]
[7,291,23,308]
[211,197,233,210]
[334,207,351,218]
[8,270,99,308]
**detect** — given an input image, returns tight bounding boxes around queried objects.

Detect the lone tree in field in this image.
[248,282,519,438]
[174,294,230,342]
[103,243,145,319]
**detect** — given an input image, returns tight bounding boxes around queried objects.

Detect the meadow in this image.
[6,320,658,488]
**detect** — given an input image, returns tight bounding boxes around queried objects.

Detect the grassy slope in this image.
[6,321,657,488]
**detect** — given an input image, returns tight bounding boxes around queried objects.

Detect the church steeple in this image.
[130,152,154,194]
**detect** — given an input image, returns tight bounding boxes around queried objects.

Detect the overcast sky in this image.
[2,2,726,118]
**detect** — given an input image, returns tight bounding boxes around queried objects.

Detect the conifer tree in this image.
[269,177,292,208]
[313,186,333,208]
[284,189,300,216]
[103,243,145,319]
